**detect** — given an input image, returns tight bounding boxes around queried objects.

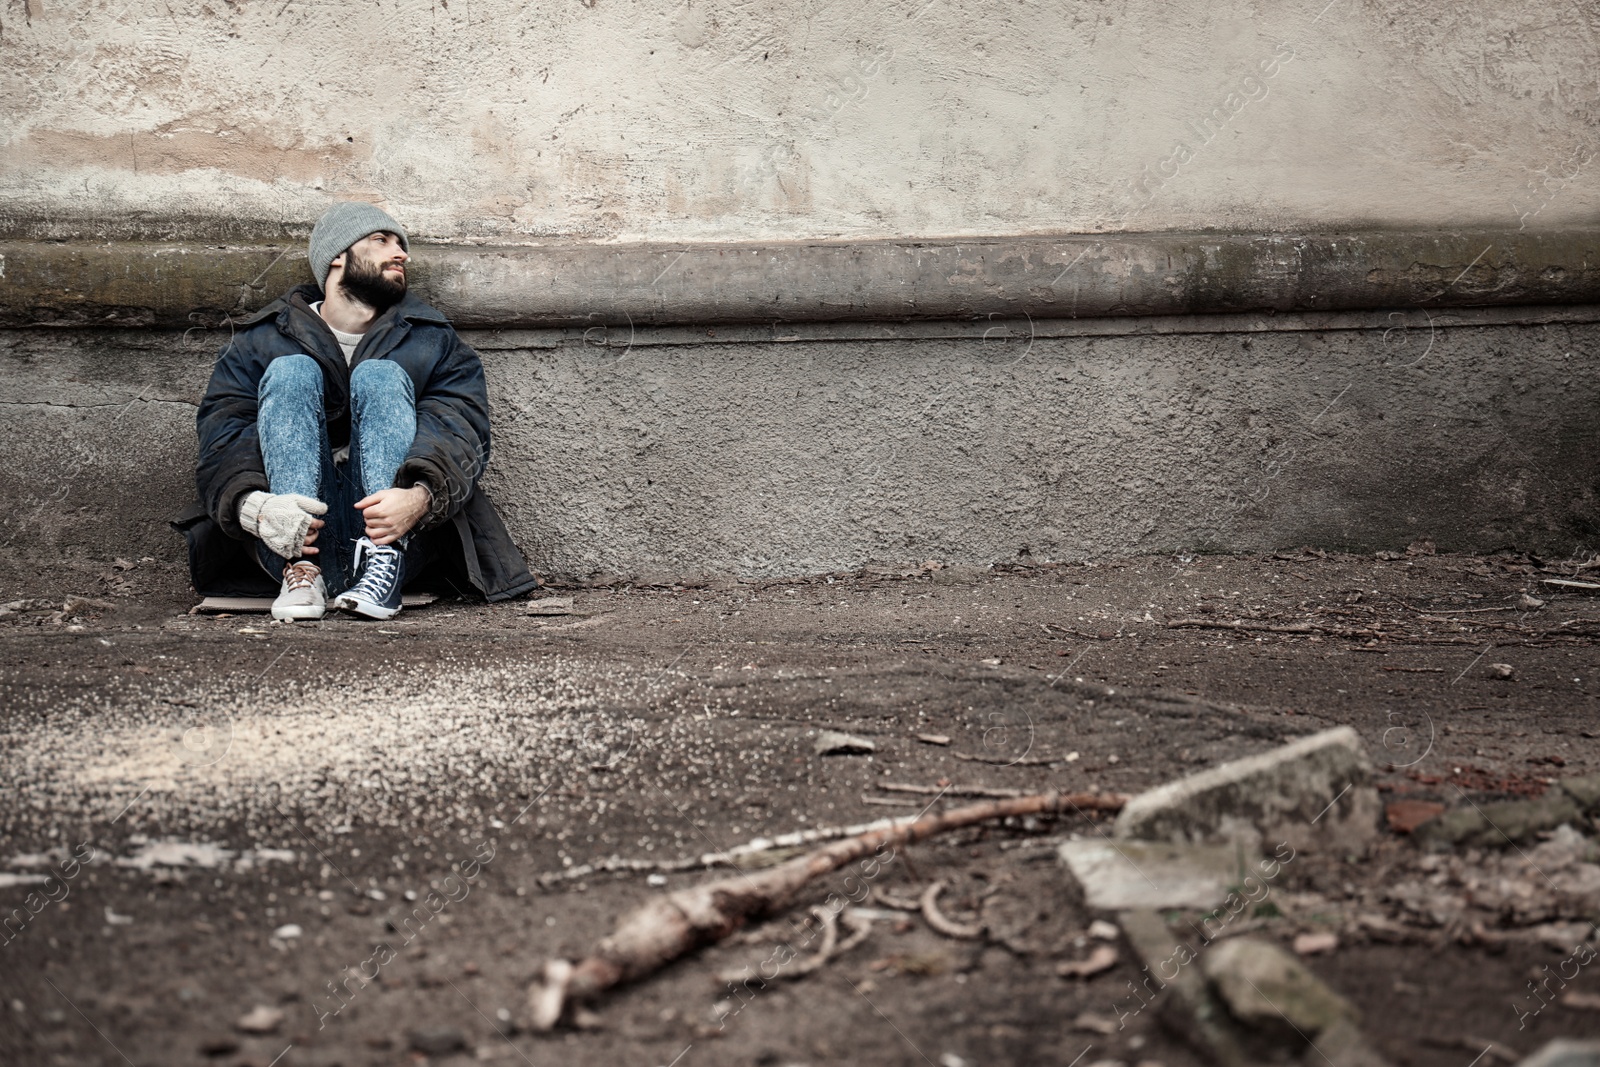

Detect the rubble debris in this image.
[1114,726,1380,853]
[814,730,876,756]
[1203,938,1358,1043]
[1488,662,1516,680]
[1384,825,1600,931]
[1413,775,1600,850]
[524,790,1125,1029]
[1116,909,1258,1067]
[234,1005,284,1034]
[1059,839,1253,910]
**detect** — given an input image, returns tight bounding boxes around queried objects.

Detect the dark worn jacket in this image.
[174,284,538,602]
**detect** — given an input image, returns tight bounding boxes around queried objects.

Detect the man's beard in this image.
[337,250,407,311]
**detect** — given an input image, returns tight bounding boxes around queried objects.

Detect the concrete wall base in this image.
[3,307,1597,582]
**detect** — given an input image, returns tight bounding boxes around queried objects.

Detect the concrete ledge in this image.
[4,228,1599,330]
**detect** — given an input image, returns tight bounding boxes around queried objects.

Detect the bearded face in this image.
[336,240,407,311]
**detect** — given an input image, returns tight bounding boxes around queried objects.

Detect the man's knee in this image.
[259,353,323,401]
[350,359,414,403]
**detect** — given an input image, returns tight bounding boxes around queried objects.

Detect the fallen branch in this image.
[525,790,1127,1028]
[538,814,915,886]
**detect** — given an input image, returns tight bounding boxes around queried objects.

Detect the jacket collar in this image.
[242,284,452,330]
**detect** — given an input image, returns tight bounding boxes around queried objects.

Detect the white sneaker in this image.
[272,560,326,621]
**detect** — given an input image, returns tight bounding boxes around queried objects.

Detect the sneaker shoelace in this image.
[349,538,400,597]
[283,561,320,591]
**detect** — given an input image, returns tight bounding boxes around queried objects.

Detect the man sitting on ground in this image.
[180,202,536,619]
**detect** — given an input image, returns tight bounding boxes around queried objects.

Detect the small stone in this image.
[1073,1011,1119,1035]
[814,730,875,756]
[1488,662,1516,680]
[646,873,667,887]
[1056,944,1118,978]
[234,1005,285,1034]
[1415,791,1582,850]
[1293,931,1339,956]
[916,733,952,746]
[1088,919,1121,941]
[1114,726,1381,853]
[1202,938,1357,1041]
[1521,594,1546,609]
[271,923,302,940]
[199,1036,240,1056]
[409,1026,468,1055]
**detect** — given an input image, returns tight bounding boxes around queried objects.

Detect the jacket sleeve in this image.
[195,334,272,538]
[396,332,492,529]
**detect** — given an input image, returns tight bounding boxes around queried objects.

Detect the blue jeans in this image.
[255,354,428,594]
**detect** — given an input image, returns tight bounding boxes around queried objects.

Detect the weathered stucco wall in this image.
[3,312,1596,578]
[2,0,1596,242]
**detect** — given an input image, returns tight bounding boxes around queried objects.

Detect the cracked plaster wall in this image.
[1,0,1597,242]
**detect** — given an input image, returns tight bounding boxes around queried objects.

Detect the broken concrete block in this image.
[1201,938,1358,1043]
[1413,790,1582,851]
[1114,727,1381,853]
[1116,909,1256,1067]
[1559,774,1600,813]
[1059,839,1254,910]
[1116,914,1390,1067]
[1515,1040,1600,1067]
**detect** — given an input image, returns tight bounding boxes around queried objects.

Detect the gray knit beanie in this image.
[308,202,410,290]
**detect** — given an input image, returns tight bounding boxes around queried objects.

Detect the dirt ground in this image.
[2,548,1599,1067]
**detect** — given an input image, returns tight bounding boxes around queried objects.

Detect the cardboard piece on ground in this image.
[523,596,575,616]
[193,594,437,614]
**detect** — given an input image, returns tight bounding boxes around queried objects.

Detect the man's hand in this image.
[354,485,431,545]
[239,491,328,558]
